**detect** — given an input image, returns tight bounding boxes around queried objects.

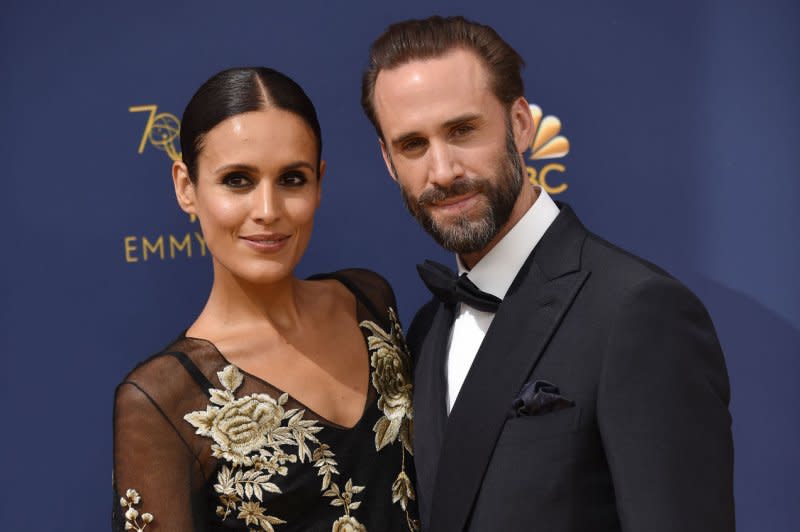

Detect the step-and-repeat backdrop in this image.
[2,1,797,529]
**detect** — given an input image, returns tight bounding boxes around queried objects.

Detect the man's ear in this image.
[379,138,398,183]
[172,161,197,216]
[510,96,535,154]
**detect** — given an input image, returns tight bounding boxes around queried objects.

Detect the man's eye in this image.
[401,138,427,152]
[222,173,252,188]
[452,124,475,137]
[280,172,308,187]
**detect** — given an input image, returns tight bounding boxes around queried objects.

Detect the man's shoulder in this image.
[581,232,676,287]
[407,298,439,355]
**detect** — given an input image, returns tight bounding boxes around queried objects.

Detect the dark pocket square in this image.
[511,380,575,417]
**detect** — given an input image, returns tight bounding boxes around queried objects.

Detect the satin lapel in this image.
[412,302,453,529]
[428,205,590,531]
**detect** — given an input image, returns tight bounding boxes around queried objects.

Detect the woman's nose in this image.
[253,181,280,224]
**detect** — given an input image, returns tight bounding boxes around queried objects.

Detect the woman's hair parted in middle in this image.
[179,67,323,181]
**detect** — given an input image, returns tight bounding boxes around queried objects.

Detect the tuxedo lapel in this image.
[412,302,454,528]
[428,205,590,531]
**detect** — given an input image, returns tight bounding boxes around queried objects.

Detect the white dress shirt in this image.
[445,187,560,414]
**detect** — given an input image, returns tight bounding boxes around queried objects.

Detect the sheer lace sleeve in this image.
[112,381,199,531]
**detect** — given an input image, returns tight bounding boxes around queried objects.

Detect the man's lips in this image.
[240,233,290,252]
[429,192,481,213]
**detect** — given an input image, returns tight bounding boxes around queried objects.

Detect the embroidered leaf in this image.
[277,392,289,406]
[263,482,281,494]
[349,501,362,510]
[351,485,365,494]
[373,415,402,450]
[330,499,345,507]
[183,408,216,435]
[217,365,243,392]
[210,388,234,406]
[399,418,414,455]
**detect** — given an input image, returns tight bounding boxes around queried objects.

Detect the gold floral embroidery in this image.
[360,307,419,531]
[325,478,366,531]
[184,364,366,530]
[119,488,153,531]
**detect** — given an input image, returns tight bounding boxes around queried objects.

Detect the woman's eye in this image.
[280,172,308,187]
[222,173,252,188]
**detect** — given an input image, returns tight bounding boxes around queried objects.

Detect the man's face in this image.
[373,48,530,254]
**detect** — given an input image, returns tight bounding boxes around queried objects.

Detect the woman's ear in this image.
[316,160,327,203]
[172,161,197,216]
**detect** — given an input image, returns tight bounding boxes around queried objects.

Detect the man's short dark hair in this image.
[361,16,525,137]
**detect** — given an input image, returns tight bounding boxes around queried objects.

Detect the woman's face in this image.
[174,108,323,285]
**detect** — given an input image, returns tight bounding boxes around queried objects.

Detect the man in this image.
[360,16,735,532]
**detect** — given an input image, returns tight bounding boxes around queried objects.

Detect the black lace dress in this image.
[113,270,418,531]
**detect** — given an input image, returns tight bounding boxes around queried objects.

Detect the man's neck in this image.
[459,185,540,270]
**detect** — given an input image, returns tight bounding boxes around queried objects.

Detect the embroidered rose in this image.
[361,309,414,451]
[184,364,328,530]
[211,393,283,460]
[184,366,286,466]
[361,307,418,529]
[332,515,367,532]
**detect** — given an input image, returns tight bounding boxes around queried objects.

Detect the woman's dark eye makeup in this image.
[221,172,253,188]
[279,171,308,187]
[221,170,310,189]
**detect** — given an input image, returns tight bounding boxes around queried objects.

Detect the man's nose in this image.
[427,141,463,188]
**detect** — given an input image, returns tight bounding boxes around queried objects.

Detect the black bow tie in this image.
[416,260,502,313]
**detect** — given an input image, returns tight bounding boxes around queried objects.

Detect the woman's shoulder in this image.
[115,335,219,411]
[308,268,398,320]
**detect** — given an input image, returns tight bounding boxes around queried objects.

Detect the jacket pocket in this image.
[497,405,582,446]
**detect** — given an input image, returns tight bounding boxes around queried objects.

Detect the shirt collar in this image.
[456,187,560,299]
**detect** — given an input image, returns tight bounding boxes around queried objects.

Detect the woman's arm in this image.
[113,381,199,531]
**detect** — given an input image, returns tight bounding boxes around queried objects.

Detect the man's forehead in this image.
[373,49,495,135]
[375,48,490,96]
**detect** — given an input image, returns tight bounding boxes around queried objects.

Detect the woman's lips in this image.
[240,234,290,253]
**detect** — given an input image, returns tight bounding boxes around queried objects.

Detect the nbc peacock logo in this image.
[123,104,205,264]
[526,104,569,195]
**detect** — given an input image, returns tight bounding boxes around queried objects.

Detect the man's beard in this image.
[397,126,524,254]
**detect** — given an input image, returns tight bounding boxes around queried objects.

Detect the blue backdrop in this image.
[2,1,798,530]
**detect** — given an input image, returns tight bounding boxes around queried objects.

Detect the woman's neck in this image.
[192,261,307,338]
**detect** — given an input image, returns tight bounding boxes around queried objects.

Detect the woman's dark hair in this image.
[179,67,322,181]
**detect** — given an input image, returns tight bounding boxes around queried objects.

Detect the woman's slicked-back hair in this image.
[361,16,525,138]
[179,67,322,181]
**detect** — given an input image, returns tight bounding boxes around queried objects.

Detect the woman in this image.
[113,67,417,531]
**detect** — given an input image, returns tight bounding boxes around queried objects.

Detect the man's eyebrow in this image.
[442,113,482,129]
[390,113,483,147]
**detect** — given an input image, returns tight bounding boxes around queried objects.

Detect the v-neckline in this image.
[183,277,374,432]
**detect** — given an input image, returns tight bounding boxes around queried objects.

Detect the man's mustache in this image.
[417,178,487,207]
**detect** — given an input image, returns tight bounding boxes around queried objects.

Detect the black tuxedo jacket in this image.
[407,205,734,531]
